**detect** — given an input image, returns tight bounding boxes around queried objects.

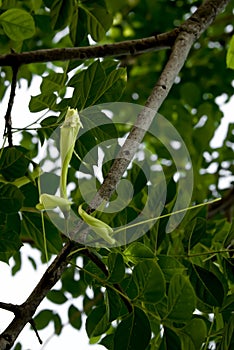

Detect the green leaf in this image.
[108,252,125,283]
[47,289,67,304]
[157,255,186,282]
[79,1,113,42]
[0,212,22,263]
[166,274,196,321]
[0,147,30,181]
[40,72,67,94]
[123,242,154,264]
[190,264,225,307]
[159,327,181,350]
[53,313,62,335]
[184,217,207,251]
[86,305,110,338]
[21,212,63,254]
[84,260,107,286]
[34,309,54,330]
[180,318,207,350]
[113,307,151,350]
[29,93,57,112]
[69,60,126,110]
[50,0,73,30]
[0,184,24,213]
[68,304,82,330]
[106,288,122,322]
[227,35,234,69]
[0,9,35,41]
[133,260,165,303]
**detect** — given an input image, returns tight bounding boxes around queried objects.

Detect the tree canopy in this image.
[0,0,234,349]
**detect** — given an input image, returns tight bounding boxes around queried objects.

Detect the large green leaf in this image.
[157,255,186,282]
[0,184,24,213]
[49,0,73,30]
[0,9,35,41]
[180,318,207,350]
[113,307,151,350]
[166,274,196,322]
[40,72,67,94]
[0,147,30,181]
[190,264,225,307]
[86,305,110,338]
[79,1,113,42]
[69,60,126,109]
[21,212,63,254]
[133,260,165,303]
[29,93,57,112]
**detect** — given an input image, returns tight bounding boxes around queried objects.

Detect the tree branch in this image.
[0,32,176,67]
[3,65,19,146]
[0,0,230,348]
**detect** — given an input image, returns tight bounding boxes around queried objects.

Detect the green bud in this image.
[78,204,115,245]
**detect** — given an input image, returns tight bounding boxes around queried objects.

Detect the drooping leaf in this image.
[0,9,35,41]
[133,260,165,303]
[166,274,196,321]
[113,307,151,350]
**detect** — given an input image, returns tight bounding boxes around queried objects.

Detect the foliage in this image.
[0,0,234,349]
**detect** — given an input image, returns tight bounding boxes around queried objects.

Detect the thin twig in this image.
[3,65,19,146]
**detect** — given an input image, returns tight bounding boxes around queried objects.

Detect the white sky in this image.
[0,76,233,349]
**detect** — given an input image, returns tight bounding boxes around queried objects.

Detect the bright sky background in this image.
[0,76,233,349]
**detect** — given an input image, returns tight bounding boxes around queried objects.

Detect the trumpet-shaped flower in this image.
[78,204,115,245]
[60,107,83,199]
[36,193,73,217]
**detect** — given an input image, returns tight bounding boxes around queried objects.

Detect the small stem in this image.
[113,198,221,234]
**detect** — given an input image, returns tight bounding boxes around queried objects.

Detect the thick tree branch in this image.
[0,0,230,348]
[0,32,176,67]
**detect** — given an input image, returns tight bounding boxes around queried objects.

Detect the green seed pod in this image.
[78,204,115,245]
